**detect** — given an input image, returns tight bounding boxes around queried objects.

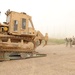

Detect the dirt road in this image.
[0,44,75,75]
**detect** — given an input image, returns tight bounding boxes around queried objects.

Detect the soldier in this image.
[72,36,75,45]
[69,38,72,47]
[43,33,48,47]
[65,38,69,47]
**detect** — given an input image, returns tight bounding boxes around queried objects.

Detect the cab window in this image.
[14,20,18,31]
[6,15,10,23]
[29,20,33,28]
[22,18,26,29]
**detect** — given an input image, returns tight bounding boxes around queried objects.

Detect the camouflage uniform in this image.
[72,36,75,45]
[65,38,69,47]
[69,38,72,47]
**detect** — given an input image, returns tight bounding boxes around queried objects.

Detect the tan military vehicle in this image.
[0,9,47,61]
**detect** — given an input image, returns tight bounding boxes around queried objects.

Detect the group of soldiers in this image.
[65,36,75,47]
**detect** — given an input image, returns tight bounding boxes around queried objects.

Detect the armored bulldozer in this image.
[0,9,46,61]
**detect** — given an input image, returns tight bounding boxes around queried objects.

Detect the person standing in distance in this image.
[65,38,69,47]
[69,38,72,47]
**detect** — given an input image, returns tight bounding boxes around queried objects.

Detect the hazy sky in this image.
[0,0,75,38]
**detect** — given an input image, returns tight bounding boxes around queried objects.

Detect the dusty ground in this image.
[0,44,75,75]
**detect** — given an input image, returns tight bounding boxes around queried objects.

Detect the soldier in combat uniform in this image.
[72,36,75,45]
[69,38,72,47]
[65,38,69,47]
